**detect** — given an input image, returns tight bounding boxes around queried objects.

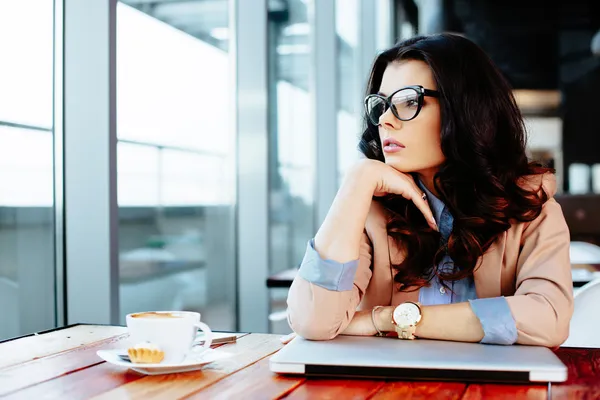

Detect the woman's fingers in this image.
[373,161,438,231]
[409,185,438,232]
[394,175,438,232]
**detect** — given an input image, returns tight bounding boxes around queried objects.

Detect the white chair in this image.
[562,279,600,348]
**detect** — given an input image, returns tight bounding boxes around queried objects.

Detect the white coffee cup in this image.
[126,311,213,364]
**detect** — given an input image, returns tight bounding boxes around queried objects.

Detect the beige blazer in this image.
[287,174,574,347]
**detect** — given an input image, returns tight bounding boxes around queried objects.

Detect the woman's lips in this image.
[382,138,406,153]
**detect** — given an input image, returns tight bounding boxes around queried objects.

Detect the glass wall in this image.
[267,0,314,334]
[336,0,362,184]
[268,0,314,276]
[0,0,396,336]
[0,0,56,340]
[117,1,236,330]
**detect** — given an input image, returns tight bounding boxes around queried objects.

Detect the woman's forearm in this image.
[415,303,484,342]
[314,160,377,263]
[373,303,484,342]
[340,310,379,336]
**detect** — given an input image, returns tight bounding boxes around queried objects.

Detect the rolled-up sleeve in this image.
[298,239,359,291]
[287,232,373,341]
[469,297,518,345]
[505,198,574,347]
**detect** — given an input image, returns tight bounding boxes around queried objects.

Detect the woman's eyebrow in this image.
[378,87,410,97]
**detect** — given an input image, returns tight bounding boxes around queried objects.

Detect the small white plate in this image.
[97,348,233,375]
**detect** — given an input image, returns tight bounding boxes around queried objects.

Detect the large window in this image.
[117,1,236,330]
[336,0,362,183]
[0,0,56,340]
[268,0,314,276]
[267,0,314,334]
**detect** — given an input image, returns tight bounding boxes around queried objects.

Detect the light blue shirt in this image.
[297,180,518,345]
[417,180,477,306]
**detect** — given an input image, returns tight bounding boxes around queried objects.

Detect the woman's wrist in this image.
[345,159,380,191]
[376,306,396,332]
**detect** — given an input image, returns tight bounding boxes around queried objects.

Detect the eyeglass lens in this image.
[366,88,420,125]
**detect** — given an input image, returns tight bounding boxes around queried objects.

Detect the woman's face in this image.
[378,60,444,176]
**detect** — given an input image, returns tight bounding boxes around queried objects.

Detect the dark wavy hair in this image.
[358,33,553,290]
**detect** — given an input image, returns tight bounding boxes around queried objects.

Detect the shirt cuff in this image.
[297,239,359,292]
[469,297,518,345]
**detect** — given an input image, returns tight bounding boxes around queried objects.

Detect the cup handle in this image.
[194,322,213,350]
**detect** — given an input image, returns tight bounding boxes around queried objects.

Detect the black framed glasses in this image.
[364,85,440,126]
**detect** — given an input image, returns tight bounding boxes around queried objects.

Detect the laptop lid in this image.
[270,335,567,383]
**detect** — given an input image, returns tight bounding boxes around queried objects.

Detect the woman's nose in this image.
[378,106,402,130]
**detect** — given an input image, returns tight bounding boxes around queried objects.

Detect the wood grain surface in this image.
[0,325,127,370]
[1,326,599,400]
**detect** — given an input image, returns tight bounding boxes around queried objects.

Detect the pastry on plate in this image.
[127,342,164,364]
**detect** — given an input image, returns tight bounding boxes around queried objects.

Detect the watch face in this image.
[393,303,420,326]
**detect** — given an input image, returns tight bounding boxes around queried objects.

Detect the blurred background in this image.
[1,0,599,340]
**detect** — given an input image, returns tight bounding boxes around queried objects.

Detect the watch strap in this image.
[394,324,417,340]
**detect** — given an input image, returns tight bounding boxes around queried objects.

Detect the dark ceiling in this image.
[401,0,600,90]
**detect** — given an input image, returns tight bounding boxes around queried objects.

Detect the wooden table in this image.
[0,325,598,399]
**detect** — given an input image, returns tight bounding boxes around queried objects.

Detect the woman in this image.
[286,33,573,347]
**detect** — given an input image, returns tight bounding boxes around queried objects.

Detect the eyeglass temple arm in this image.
[423,88,440,97]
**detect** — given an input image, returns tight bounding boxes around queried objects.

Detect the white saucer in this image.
[97,347,233,375]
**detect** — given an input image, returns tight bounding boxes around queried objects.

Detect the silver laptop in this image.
[270,335,567,383]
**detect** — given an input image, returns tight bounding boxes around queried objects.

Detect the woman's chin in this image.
[385,160,415,173]
[385,158,444,176]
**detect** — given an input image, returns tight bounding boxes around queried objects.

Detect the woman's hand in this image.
[313,158,436,266]
[355,159,438,231]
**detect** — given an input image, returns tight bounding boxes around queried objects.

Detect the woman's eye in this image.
[406,100,418,108]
